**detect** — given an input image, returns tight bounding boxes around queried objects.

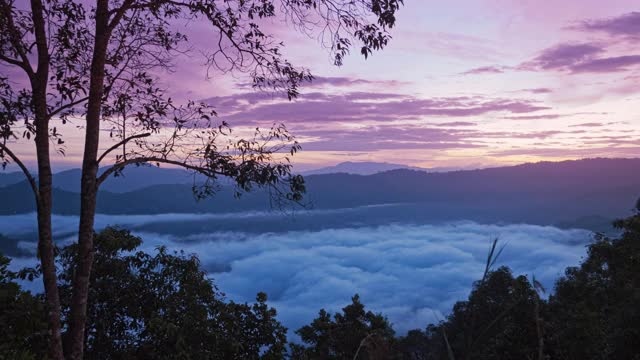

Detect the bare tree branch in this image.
[0,0,35,77]
[97,156,219,187]
[0,143,38,201]
[97,132,150,165]
[0,53,29,70]
[47,96,89,120]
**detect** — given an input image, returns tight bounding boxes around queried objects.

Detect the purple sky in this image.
[7,0,640,171]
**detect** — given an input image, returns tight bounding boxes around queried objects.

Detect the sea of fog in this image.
[0,207,594,335]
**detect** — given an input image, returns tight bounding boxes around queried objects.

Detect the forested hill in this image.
[1,158,639,229]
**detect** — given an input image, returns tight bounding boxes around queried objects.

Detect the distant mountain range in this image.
[0,171,26,188]
[0,166,197,193]
[300,161,482,175]
[1,158,639,231]
[0,161,459,192]
[302,161,427,175]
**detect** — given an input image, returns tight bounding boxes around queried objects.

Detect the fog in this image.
[0,211,592,335]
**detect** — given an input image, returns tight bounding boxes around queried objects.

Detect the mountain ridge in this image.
[1,158,639,232]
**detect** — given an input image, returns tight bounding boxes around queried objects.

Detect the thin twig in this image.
[0,143,39,201]
[96,132,151,165]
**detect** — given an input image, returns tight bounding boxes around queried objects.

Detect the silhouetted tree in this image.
[395,268,540,360]
[0,254,48,359]
[395,330,430,360]
[546,213,640,360]
[2,227,289,359]
[290,294,395,360]
[394,210,640,360]
[59,227,289,359]
[3,211,640,358]
[0,1,403,358]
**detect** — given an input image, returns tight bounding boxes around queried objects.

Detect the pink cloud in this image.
[524,43,604,70]
[569,121,627,128]
[569,122,606,127]
[432,122,477,127]
[522,88,553,94]
[504,114,565,120]
[521,42,640,73]
[295,125,607,152]
[202,92,551,126]
[460,65,510,75]
[304,76,409,88]
[399,31,505,62]
[571,55,640,72]
[490,146,640,158]
[297,126,485,151]
[575,12,640,37]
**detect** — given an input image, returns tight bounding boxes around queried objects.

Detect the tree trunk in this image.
[67,1,110,358]
[534,295,544,360]
[30,0,65,358]
[35,137,65,360]
[33,67,65,360]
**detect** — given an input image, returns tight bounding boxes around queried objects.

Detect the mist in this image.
[0,211,593,335]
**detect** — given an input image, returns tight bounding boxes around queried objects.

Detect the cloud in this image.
[460,14,640,77]
[504,112,608,121]
[460,66,510,75]
[303,77,409,88]
[202,92,550,126]
[416,32,506,62]
[513,14,640,76]
[504,114,565,120]
[294,124,609,151]
[570,55,640,73]
[489,146,640,158]
[297,126,485,151]
[568,122,605,127]
[521,88,553,94]
[575,12,640,37]
[432,122,477,127]
[480,130,572,139]
[522,42,640,74]
[0,213,592,336]
[136,222,590,335]
[524,43,604,71]
[236,77,410,90]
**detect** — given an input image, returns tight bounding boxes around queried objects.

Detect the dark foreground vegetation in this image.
[2,210,640,359]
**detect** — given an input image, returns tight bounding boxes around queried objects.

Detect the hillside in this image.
[1,158,639,230]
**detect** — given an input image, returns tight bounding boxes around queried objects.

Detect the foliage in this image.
[545,213,640,360]
[290,294,395,360]
[3,210,640,358]
[0,0,405,200]
[291,211,640,359]
[58,227,289,359]
[2,1,405,357]
[0,254,48,360]
[2,227,288,359]
[394,267,540,360]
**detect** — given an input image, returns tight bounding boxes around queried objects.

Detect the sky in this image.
[4,0,640,171]
[159,0,640,171]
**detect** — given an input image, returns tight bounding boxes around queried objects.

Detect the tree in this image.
[2,227,289,359]
[59,227,290,360]
[290,294,396,360]
[394,330,430,360]
[546,212,640,360]
[396,268,541,360]
[0,254,48,360]
[0,1,403,358]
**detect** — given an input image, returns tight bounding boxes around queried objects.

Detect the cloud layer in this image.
[203,92,551,126]
[2,212,593,335]
[137,222,590,335]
